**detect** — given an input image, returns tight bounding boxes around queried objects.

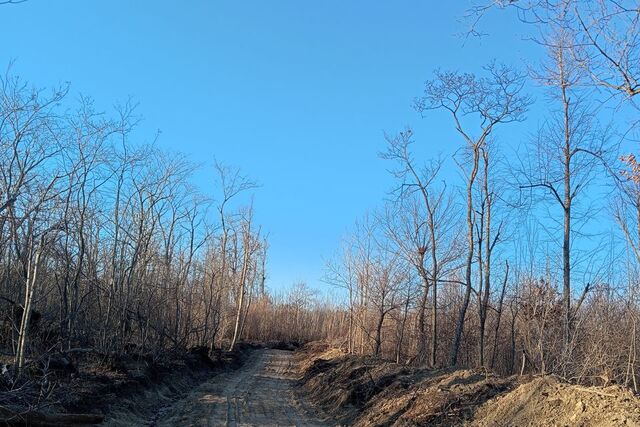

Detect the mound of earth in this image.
[0,342,258,426]
[471,376,640,427]
[298,344,640,426]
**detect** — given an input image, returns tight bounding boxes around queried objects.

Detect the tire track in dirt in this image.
[153,349,332,427]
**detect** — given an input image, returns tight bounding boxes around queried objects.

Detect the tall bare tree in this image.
[415,64,531,366]
[519,18,610,354]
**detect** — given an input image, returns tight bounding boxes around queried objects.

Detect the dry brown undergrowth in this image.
[298,343,640,427]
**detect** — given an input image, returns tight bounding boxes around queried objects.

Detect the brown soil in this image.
[154,348,333,426]
[470,376,640,427]
[299,343,640,427]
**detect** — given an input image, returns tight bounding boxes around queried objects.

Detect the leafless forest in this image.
[2,0,640,425]
[324,0,640,387]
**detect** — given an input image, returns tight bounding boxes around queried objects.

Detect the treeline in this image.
[0,71,337,376]
[323,0,640,390]
[242,283,347,344]
[0,69,347,382]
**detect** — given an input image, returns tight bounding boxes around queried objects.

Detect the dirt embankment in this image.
[298,343,640,426]
[1,343,258,426]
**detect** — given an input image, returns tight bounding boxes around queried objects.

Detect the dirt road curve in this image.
[154,349,332,427]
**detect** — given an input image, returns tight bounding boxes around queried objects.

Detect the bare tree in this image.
[475,143,507,367]
[519,20,610,355]
[211,162,259,352]
[469,1,640,100]
[228,206,262,351]
[324,241,359,354]
[415,64,531,366]
[381,130,459,366]
[0,72,73,373]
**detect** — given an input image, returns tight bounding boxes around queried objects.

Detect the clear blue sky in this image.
[1,1,540,291]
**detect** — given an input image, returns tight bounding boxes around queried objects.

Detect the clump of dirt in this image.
[358,369,513,426]
[471,376,640,427]
[298,343,640,427]
[301,354,407,423]
[299,348,511,426]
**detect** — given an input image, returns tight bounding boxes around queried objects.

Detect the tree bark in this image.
[450,145,480,366]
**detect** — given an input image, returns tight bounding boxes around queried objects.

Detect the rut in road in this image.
[153,349,332,427]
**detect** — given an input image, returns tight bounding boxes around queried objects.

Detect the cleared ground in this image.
[154,349,332,427]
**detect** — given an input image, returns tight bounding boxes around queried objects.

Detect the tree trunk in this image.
[396,292,410,364]
[416,271,429,364]
[15,243,43,375]
[229,230,252,352]
[429,207,439,368]
[479,149,493,368]
[374,309,385,357]
[562,79,572,354]
[210,229,227,356]
[450,145,480,366]
[490,261,509,369]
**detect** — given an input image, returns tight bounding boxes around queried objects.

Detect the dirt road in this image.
[153,349,333,427]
